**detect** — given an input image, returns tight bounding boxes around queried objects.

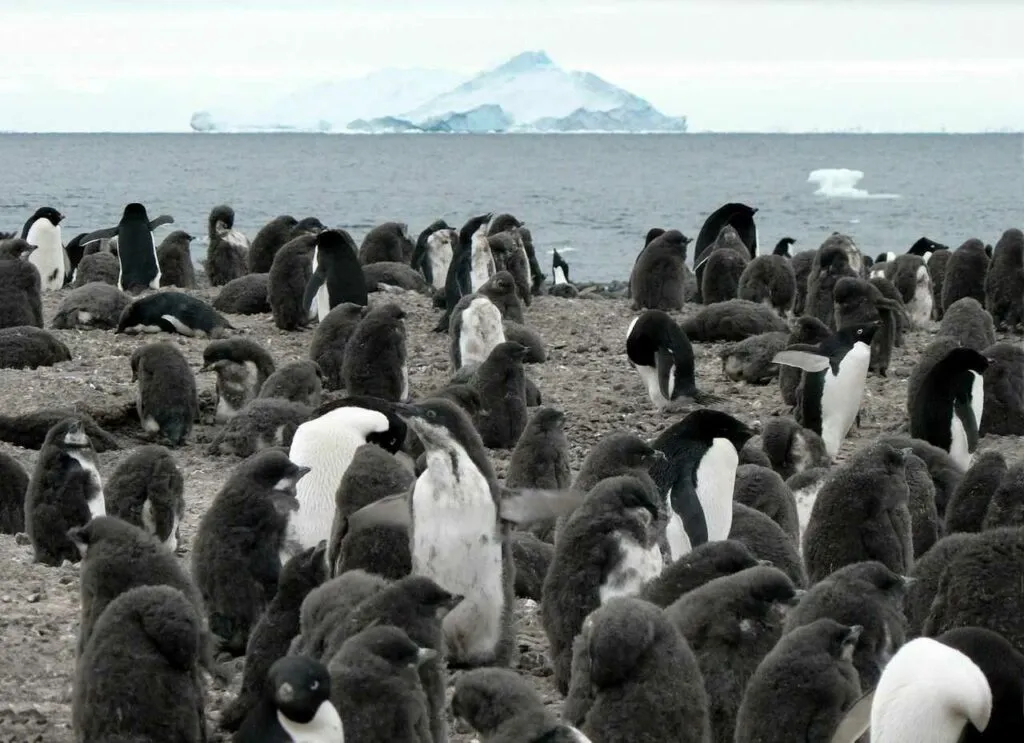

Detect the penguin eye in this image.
[427,410,437,420]
[310,680,319,691]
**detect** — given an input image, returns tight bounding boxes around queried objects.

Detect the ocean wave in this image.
[807,168,901,200]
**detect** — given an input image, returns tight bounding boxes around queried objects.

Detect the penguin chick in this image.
[870,636,992,743]
[719,331,789,385]
[258,359,324,410]
[452,667,592,743]
[730,501,808,588]
[235,654,342,743]
[877,434,965,518]
[905,452,940,558]
[904,533,979,638]
[738,254,797,317]
[833,276,903,377]
[51,281,129,331]
[506,407,572,491]
[981,461,1024,531]
[130,341,199,447]
[221,542,328,733]
[327,575,462,743]
[979,342,1024,436]
[502,320,546,362]
[639,538,762,608]
[802,442,913,583]
[735,618,863,743]
[191,449,309,656]
[205,360,265,423]
[207,398,312,458]
[341,302,409,402]
[577,596,711,743]
[783,560,910,690]
[202,336,276,396]
[71,585,206,743]
[510,530,554,601]
[937,297,996,351]
[293,569,390,662]
[0,450,28,534]
[212,273,270,315]
[156,230,196,288]
[203,204,249,288]
[328,624,435,743]
[541,475,664,695]
[25,418,105,566]
[732,464,800,545]
[473,340,530,449]
[105,444,184,551]
[942,238,990,312]
[309,301,367,391]
[984,227,1024,331]
[69,515,205,659]
[666,566,802,743]
[759,416,830,480]
[945,450,1007,534]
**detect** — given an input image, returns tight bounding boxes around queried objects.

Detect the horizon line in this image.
[0,129,1022,135]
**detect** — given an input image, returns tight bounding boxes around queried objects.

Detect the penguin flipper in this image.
[159,314,197,337]
[346,493,411,533]
[78,225,119,246]
[829,690,874,743]
[772,350,831,373]
[954,396,980,453]
[673,477,709,547]
[148,214,174,230]
[655,348,676,402]
[301,268,327,315]
[499,487,584,525]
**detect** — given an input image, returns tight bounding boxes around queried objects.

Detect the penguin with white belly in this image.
[773,322,879,459]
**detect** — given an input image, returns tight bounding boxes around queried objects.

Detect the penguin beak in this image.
[392,402,425,419]
[786,589,807,605]
[647,449,667,463]
[757,559,774,567]
[415,647,438,667]
[845,625,864,644]
[292,465,312,482]
[901,575,917,588]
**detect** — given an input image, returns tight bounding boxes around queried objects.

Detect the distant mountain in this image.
[190,51,687,134]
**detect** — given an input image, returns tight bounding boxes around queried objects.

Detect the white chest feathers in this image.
[554,264,568,285]
[310,247,331,322]
[949,370,984,470]
[26,220,65,291]
[870,637,992,743]
[67,450,106,519]
[664,504,692,562]
[426,231,454,290]
[599,533,664,604]
[459,297,505,368]
[695,438,739,542]
[820,342,871,458]
[278,701,345,742]
[412,446,504,664]
[909,264,934,328]
[470,231,495,292]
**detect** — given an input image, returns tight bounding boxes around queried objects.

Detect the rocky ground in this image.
[0,282,1019,742]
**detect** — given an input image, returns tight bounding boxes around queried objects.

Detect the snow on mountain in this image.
[399,50,651,124]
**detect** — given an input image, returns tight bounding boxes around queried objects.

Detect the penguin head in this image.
[644,227,666,246]
[52,417,91,450]
[268,655,332,724]
[30,206,64,228]
[351,625,437,672]
[368,302,406,323]
[208,204,235,231]
[490,341,529,363]
[451,668,538,736]
[837,321,881,347]
[482,270,516,298]
[702,539,763,576]
[584,597,663,688]
[166,229,193,245]
[315,227,357,257]
[122,202,149,221]
[593,432,666,472]
[669,408,755,452]
[394,397,478,453]
[281,541,330,592]
[791,315,832,344]
[294,216,326,236]
[773,237,796,256]
[530,407,566,432]
[738,565,803,621]
[391,575,464,618]
[590,475,662,536]
[241,448,309,506]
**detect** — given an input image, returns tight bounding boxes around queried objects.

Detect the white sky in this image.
[1,0,1022,132]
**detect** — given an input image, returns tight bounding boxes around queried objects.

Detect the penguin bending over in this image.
[130,342,199,447]
[773,322,879,458]
[625,309,722,411]
[105,444,184,550]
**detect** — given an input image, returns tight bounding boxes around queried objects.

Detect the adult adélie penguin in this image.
[433,213,492,332]
[773,321,879,459]
[626,309,723,412]
[647,408,755,560]
[340,398,582,669]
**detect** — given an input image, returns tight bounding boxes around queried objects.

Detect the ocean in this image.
[0,133,1020,283]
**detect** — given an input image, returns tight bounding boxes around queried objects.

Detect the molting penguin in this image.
[908,347,988,470]
[773,321,879,458]
[890,253,933,329]
[984,227,1024,331]
[469,216,497,291]
[191,449,309,656]
[449,291,506,371]
[24,418,105,566]
[203,204,249,287]
[410,219,451,289]
[738,253,798,317]
[130,342,199,447]
[942,238,990,312]
[105,444,185,551]
[304,228,368,322]
[625,309,721,411]
[23,206,65,291]
[647,408,755,559]
[156,230,196,289]
[629,229,694,311]
[235,655,342,743]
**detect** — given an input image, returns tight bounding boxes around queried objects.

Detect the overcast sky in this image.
[1,0,1022,132]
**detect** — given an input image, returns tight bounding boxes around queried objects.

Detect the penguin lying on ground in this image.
[117,291,234,338]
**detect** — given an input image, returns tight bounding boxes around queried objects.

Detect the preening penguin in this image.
[870,636,992,743]
[105,444,184,551]
[411,219,452,289]
[889,253,933,328]
[773,321,879,458]
[625,309,721,411]
[304,228,368,322]
[647,408,755,558]
[51,281,129,331]
[984,227,1024,331]
[760,416,830,480]
[235,655,342,743]
[719,331,790,385]
[204,204,249,287]
[130,341,199,447]
[25,418,105,566]
[908,347,989,470]
[156,230,196,288]
[202,336,276,421]
[23,206,66,291]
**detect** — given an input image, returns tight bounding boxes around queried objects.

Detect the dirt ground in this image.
[0,282,1020,742]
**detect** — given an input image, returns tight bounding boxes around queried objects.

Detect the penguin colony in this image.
[0,201,1022,743]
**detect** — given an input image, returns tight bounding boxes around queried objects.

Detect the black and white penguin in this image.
[105,444,185,551]
[870,636,993,742]
[113,203,162,292]
[469,215,497,291]
[693,202,759,264]
[117,291,234,338]
[625,309,721,410]
[191,449,309,656]
[772,321,879,458]
[130,342,199,447]
[304,228,368,322]
[984,227,1024,331]
[24,418,105,566]
[204,204,249,287]
[23,206,66,291]
[235,655,343,743]
[774,237,796,256]
[908,347,989,470]
[72,585,206,743]
[647,408,755,559]
[340,303,409,402]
